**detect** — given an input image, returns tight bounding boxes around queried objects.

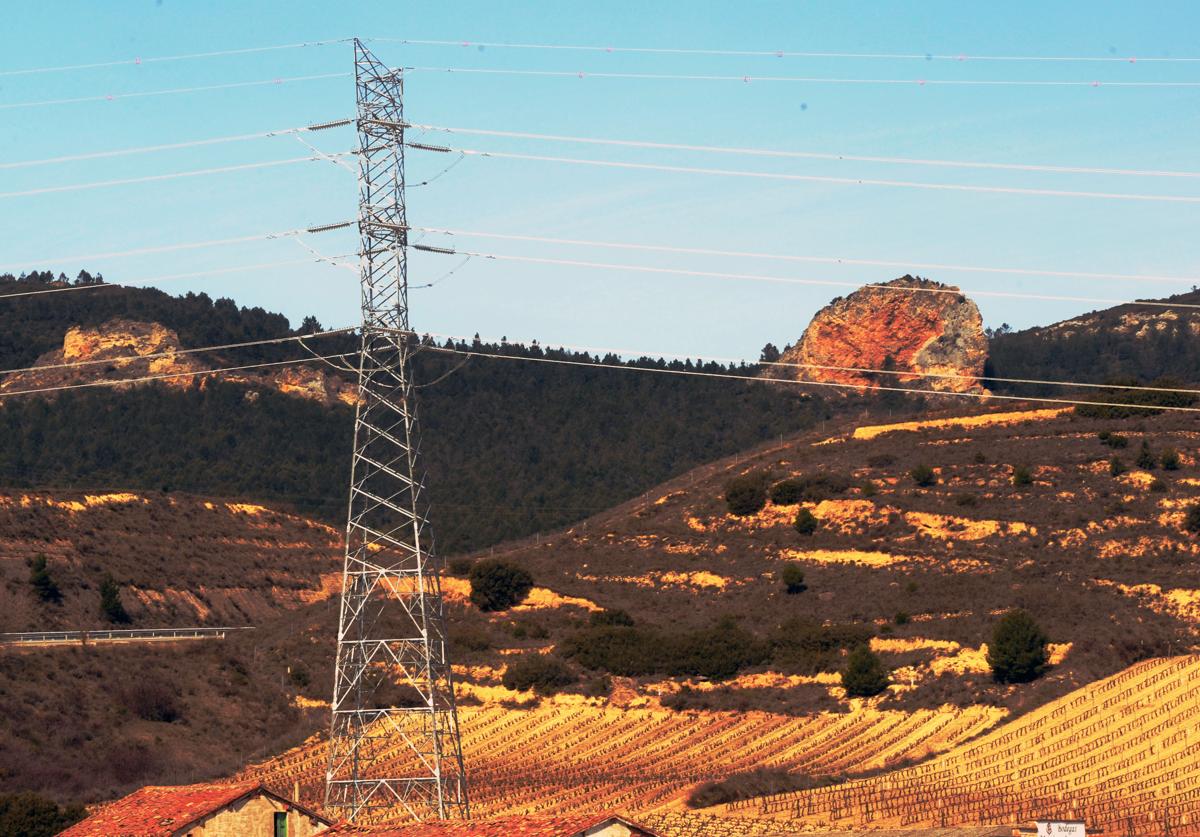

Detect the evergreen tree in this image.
[1136,440,1157,469]
[28,555,61,604]
[99,574,131,624]
[793,508,818,536]
[987,610,1050,684]
[841,645,889,697]
[780,563,807,594]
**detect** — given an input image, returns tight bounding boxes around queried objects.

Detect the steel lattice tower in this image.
[325,39,469,824]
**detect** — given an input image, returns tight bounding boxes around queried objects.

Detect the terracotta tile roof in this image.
[324,813,661,836]
[59,782,285,837]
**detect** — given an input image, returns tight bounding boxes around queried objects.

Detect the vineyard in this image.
[697,655,1200,837]
[239,701,1000,819]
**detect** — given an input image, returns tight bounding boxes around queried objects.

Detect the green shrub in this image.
[123,680,182,723]
[1150,478,1168,493]
[1075,378,1197,418]
[770,618,873,675]
[1109,456,1127,477]
[1011,465,1033,487]
[99,574,131,624]
[0,792,85,837]
[793,508,818,536]
[28,555,62,604]
[771,474,851,505]
[1161,447,1181,471]
[561,618,768,681]
[909,464,936,487]
[1184,504,1200,535]
[1098,431,1128,449]
[501,654,576,695]
[1136,440,1157,469]
[841,645,890,697]
[725,473,768,516]
[468,559,533,612]
[987,610,1049,684]
[446,557,474,577]
[894,611,911,626]
[449,625,493,652]
[953,493,977,507]
[769,479,805,505]
[866,453,896,468]
[589,609,635,627]
[780,563,807,594]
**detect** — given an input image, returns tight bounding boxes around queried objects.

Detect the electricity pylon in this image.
[325,39,469,824]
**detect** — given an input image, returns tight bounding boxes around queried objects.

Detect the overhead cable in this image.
[414,340,1200,414]
[409,123,1200,180]
[0,353,354,399]
[1,119,353,170]
[0,72,351,110]
[0,39,350,77]
[404,66,1200,88]
[0,327,357,377]
[0,152,355,199]
[420,145,1200,204]
[378,38,1200,64]
[434,246,1200,311]
[411,226,1200,287]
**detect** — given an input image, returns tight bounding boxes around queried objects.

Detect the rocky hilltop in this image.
[0,318,357,406]
[779,276,988,394]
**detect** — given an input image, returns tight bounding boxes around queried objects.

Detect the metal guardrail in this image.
[0,626,255,645]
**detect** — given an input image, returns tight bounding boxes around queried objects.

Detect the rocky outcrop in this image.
[0,318,357,406]
[778,276,988,394]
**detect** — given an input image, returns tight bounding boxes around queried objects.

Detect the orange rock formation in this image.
[779,276,988,394]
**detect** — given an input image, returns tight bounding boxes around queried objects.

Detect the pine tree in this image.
[99,574,131,624]
[987,610,1049,684]
[28,556,62,605]
[842,645,889,698]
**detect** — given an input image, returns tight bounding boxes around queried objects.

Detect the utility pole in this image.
[325,39,469,824]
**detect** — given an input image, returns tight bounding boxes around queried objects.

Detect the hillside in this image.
[0,272,825,554]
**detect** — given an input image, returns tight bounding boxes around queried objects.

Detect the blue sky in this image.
[3,2,1200,361]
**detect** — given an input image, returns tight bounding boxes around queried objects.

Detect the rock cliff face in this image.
[779,276,988,394]
[0,318,357,406]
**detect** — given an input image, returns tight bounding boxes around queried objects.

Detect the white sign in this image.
[1036,822,1086,837]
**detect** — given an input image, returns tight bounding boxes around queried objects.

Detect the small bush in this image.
[446,558,474,577]
[581,674,612,698]
[894,611,911,626]
[501,654,576,695]
[1011,465,1033,487]
[973,452,987,464]
[1109,456,1127,477]
[123,680,182,723]
[793,508,818,536]
[449,625,493,653]
[468,559,533,612]
[28,555,62,604]
[1136,440,1157,470]
[866,453,896,468]
[909,464,936,487]
[780,563,807,595]
[772,473,852,504]
[1161,447,1181,471]
[1150,478,1168,493]
[769,479,805,506]
[589,609,634,627]
[1184,504,1200,535]
[841,645,890,697]
[0,792,85,837]
[952,493,977,507]
[770,618,872,675]
[99,574,131,624]
[987,610,1049,684]
[725,473,769,516]
[1098,431,1128,449]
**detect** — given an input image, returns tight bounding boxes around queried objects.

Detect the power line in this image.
[413,330,1200,397]
[0,256,356,301]
[0,39,350,77]
[2,223,349,273]
[404,66,1200,88]
[1,119,353,170]
[379,38,1200,64]
[0,327,357,377]
[412,226,1200,288]
[422,145,1200,204]
[0,353,355,399]
[409,123,1200,180]
[0,152,355,200]
[415,339,1200,414]
[0,71,351,111]
[425,245,1200,311]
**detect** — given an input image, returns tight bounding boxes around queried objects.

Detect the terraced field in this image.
[239,701,1001,818]
[694,655,1200,837]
